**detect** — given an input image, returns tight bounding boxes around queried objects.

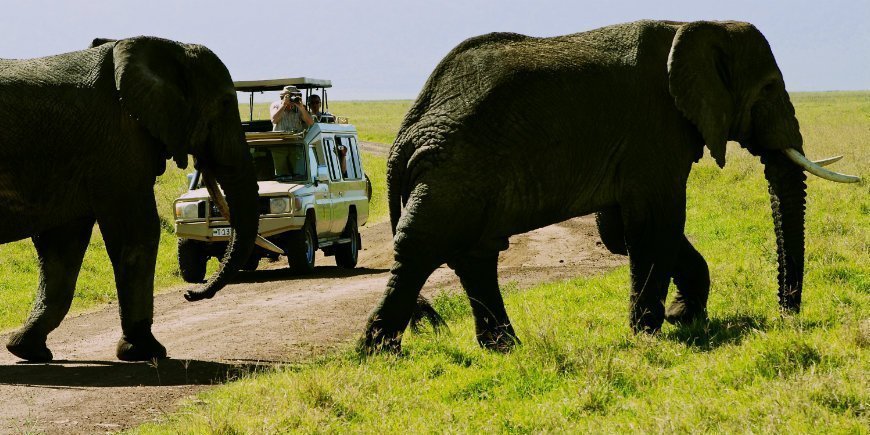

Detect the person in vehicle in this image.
[307,93,323,122]
[270,85,314,132]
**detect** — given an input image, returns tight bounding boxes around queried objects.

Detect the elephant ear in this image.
[113,37,191,169]
[668,21,734,168]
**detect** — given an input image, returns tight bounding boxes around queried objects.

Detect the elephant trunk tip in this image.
[183,287,217,302]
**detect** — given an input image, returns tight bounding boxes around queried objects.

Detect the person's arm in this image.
[294,102,314,126]
[270,100,288,124]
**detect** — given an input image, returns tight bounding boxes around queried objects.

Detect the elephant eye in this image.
[761,81,778,96]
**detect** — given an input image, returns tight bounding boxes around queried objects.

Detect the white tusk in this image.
[812,155,843,167]
[256,236,284,254]
[202,171,232,221]
[782,149,860,183]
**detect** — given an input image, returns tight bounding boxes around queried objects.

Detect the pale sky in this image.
[1,0,868,100]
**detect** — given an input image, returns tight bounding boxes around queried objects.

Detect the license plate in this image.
[211,227,232,237]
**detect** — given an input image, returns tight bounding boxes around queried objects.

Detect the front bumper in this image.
[175,216,307,242]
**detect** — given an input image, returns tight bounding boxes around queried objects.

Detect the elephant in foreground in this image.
[362,20,858,352]
[0,37,259,361]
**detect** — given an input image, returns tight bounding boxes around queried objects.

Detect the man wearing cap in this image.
[270,85,314,132]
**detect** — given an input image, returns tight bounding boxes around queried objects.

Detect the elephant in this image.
[361,20,858,352]
[0,36,259,361]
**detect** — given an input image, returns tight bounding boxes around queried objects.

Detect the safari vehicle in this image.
[173,78,370,282]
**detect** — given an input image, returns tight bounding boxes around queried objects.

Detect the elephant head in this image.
[667,21,858,312]
[111,37,259,301]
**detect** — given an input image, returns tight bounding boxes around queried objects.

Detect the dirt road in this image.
[0,215,625,434]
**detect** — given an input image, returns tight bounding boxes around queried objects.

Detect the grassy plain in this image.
[132,92,869,433]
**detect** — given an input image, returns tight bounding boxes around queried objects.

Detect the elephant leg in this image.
[6,217,94,362]
[363,181,484,353]
[96,193,166,361]
[362,256,440,353]
[623,210,682,334]
[665,235,710,324]
[595,206,627,255]
[449,249,518,351]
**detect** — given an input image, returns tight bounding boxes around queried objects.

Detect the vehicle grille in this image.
[208,198,272,218]
[209,202,223,218]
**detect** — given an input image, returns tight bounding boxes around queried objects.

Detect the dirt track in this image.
[0,212,625,434]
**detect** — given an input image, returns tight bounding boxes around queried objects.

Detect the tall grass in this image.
[134,91,868,433]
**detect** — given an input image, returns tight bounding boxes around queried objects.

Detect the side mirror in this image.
[315,166,330,184]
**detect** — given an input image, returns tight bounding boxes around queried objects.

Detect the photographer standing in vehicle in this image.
[270,85,314,132]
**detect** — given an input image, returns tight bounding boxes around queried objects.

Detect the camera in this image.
[285,93,302,104]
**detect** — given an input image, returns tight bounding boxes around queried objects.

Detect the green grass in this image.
[133,92,869,433]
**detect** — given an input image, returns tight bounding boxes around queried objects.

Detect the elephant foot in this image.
[116,331,167,362]
[359,327,403,355]
[6,330,53,362]
[476,326,519,353]
[665,297,708,325]
[630,309,664,334]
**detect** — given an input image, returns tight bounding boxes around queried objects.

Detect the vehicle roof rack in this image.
[233,77,332,92]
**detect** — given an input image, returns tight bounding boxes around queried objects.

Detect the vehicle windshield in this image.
[251,143,309,182]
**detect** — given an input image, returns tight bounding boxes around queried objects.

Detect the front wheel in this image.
[335,215,359,268]
[286,219,316,274]
[178,239,207,283]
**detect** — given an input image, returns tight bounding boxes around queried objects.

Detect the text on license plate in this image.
[211,227,232,237]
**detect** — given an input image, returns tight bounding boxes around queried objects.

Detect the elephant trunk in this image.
[184,151,259,302]
[761,151,807,312]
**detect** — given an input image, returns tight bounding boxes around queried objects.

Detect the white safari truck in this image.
[173,78,371,282]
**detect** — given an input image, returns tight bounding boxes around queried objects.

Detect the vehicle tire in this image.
[178,239,207,283]
[335,215,359,269]
[287,219,316,274]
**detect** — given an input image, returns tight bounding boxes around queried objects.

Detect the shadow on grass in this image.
[0,358,272,388]
[663,314,768,350]
[229,266,390,284]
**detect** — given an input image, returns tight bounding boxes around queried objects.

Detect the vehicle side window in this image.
[334,136,362,180]
[347,137,363,180]
[310,139,324,166]
[335,136,352,179]
[322,138,342,180]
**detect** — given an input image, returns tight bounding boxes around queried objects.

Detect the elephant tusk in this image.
[782,149,860,183]
[203,171,284,255]
[256,236,284,254]
[812,155,843,167]
[202,171,232,220]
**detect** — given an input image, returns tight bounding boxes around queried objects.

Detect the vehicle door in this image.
[337,135,369,226]
[322,135,355,236]
[309,137,333,237]
[322,136,349,235]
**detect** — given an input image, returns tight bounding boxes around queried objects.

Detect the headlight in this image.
[174,201,201,219]
[269,197,290,214]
